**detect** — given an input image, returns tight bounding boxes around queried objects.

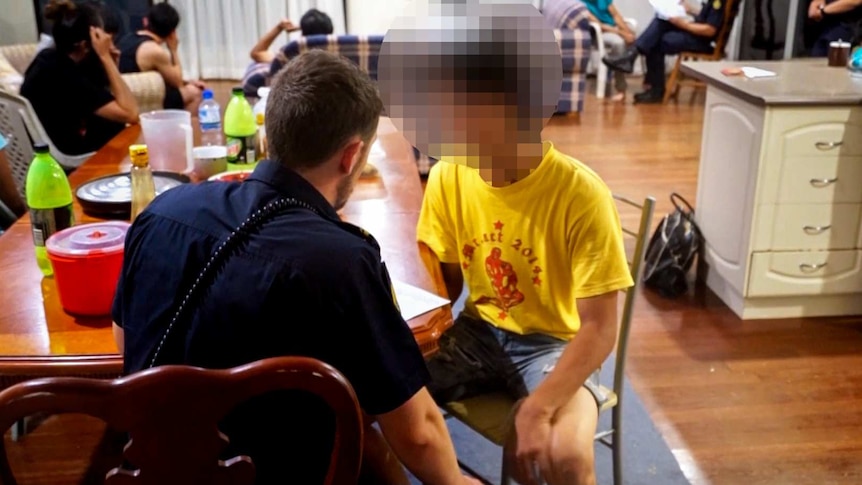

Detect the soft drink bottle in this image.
[25,143,74,276]
[224,87,257,170]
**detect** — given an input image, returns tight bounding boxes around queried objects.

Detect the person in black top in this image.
[603,0,728,103]
[112,50,479,485]
[807,0,862,56]
[20,0,139,156]
[116,3,205,112]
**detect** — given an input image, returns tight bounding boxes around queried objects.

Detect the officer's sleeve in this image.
[698,3,725,32]
[328,247,431,416]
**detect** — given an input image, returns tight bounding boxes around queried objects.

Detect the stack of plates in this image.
[76,172,190,218]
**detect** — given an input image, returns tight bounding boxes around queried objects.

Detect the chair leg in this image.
[597,62,608,99]
[663,55,683,104]
[612,401,624,485]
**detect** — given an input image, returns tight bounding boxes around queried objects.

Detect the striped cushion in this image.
[271,34,385,81]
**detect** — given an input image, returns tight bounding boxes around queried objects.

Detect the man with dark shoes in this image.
[602,0,726,103]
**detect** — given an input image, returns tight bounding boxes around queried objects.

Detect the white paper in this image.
[741,67,777,79]
[649,0,686,19]
[393,280,451,321]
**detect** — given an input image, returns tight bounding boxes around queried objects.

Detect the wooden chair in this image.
[0,357,364,485]
[663,0,742,104]
[442,194,655,485]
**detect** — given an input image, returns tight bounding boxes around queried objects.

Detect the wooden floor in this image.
[4,81,862,485]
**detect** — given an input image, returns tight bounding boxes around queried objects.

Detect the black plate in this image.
[76,171,190,219]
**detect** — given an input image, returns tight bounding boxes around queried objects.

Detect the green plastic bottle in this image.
[25,143,74,276]
[223,86,258,171]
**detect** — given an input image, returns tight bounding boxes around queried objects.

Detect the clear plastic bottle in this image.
[199,89,223,146]
[254,113,267,162]
[25,143,74,276]
[129,144,156,222]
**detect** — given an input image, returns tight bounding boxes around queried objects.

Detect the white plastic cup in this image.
[139,110,194,174]
[193,145,228,180]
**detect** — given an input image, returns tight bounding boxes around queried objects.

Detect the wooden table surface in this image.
[0,117,452,382]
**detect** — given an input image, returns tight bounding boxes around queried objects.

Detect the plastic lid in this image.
[202,89,214,99]
[33,143,49,153]
[46,221,130,258]
[256,113,265,124]
[232,87,244,95]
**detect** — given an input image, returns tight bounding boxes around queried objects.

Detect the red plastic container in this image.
[46,221,130,316]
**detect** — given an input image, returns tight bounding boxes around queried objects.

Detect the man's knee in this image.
[549,443,596,485]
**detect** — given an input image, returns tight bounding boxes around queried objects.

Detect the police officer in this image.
[807,0,862,57]
[603,0,727,104]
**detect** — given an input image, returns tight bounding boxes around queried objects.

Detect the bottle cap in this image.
[256,113,265,125]
[129,144,149,167]
[232,87,244,95]
[33,143,49,153]
[202,89,214,99]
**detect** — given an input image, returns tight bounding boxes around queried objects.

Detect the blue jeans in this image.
[426,313,602,406]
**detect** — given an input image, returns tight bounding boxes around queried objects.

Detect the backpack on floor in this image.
[642,193,702,298]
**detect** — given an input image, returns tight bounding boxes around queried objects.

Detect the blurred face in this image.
[378,0,562,172]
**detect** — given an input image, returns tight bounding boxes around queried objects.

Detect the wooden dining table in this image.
[0,117,452,387]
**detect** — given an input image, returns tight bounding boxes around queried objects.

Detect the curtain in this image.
[164,0,346,80]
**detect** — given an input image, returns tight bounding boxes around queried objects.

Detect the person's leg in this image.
[636,30,709,102]
[180,83,204,113]
[500,331,604,485]
[603,17,672,75]
[425,313,512,404]
[602,32,628,98]
[812,22,854,56]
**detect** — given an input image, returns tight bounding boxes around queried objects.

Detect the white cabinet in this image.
[696,87,862,319]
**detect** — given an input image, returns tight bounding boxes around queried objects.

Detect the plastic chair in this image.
[588,18,638,99]
[442,193,656,485]
[0,356,364,485]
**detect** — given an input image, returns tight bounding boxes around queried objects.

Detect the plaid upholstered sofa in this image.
[271,34,384,82]
[543,0,593,114]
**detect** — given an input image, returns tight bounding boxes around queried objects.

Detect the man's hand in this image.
[809,0,825,20]
[90,27,114,60]
[280,18,300,32]
[166,31,179,52]
[621,29,636,44]
[511,398,554,485]
[189,79,207,90]
[668,16,689,29]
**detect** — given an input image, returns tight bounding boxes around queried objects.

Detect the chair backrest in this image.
[611,194,656,399]
[712,0,743,58]
[272,34,385,82]
[0,44,37,77]
[0,356,364,485]
[0,91,36,202]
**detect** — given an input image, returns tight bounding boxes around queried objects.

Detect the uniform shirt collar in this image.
[248,160,340,220]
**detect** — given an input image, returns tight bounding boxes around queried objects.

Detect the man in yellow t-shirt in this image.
[378,2,633,483]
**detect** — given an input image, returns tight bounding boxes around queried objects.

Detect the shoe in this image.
[602,48,638,74]
[633,89,664,104]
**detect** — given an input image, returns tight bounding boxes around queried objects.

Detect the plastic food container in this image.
[46,221,130,316]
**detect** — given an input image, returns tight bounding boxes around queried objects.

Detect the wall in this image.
[0,0,38,45]
[346,0,406,34]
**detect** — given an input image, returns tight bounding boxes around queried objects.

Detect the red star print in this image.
[498,311,508,320]
[533,276,542,286]
[533,266,542,274]
[494,220,504,231]
[462,244,475,260]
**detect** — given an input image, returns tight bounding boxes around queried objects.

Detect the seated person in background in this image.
[379,2,633,483]
[117,3,205,112]
[603,0,725,104]
[20,0,139,156]
[242,9,334,97]
[582,0,637,101]
[807,0,862,56]
[112,50,479,485]
[0,133,26,219]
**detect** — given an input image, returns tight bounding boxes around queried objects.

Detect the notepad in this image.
[741,67,777,79]
[393,280,451,321]
[649,0,686,19]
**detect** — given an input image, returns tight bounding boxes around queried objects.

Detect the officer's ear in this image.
[337,137,364,175]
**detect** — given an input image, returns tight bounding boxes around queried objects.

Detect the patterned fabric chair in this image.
[0,43,165,113]
[271,34,384,82]
[543,0,593,114]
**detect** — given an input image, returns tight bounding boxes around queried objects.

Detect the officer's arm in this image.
[822,0,862,15]
[668,16,718,38]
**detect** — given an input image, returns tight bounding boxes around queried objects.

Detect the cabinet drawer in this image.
[766,204,861,251]
[777,157,862,204]
[781,121,862,158]
[748,250,862,297]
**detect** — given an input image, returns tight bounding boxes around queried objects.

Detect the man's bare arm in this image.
[668,17,718,38]
[139,41,185,88]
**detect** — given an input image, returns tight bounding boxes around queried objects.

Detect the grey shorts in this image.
[426,313,604,409]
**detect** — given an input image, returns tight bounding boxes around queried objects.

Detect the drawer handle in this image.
[809,177,838,188]
[799,262,827,273]
[815,141,843,151]
[803,225,831,235]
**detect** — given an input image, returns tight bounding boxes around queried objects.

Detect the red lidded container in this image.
[46,221,130,316]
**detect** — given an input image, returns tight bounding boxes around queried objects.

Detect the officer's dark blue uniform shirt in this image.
[112,160,430,483]
[694,0,725,36]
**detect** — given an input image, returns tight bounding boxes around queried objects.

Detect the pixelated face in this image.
[378,0,562,170]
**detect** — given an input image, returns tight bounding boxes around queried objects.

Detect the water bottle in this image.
[25,143,74,276]
[199,89,223,146]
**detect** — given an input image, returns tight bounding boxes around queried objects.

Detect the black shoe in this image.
[602,48,638,74]
[633,89,664,104]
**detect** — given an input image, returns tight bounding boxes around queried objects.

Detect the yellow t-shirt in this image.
[417,142,633,340]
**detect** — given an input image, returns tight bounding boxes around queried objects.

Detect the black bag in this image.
[642,193,702,298]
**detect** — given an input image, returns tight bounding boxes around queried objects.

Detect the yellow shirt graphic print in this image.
[417,142,633,340]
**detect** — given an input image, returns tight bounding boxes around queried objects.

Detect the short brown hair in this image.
[266,50,383,170]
